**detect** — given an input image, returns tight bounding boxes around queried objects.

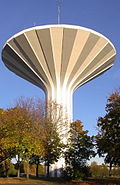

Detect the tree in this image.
[30,119,63,178]
[42,119,63,177]
[64,120,94,179]
[90,162,109,177]
[42,101,68,177]
[13,98,45,178]
[96,90,120,176]
[16,97,65,177]
[0,103,44,178]
[0,97,66,178]
[0,109,16,170]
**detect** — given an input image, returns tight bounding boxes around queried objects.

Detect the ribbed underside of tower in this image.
[2,25,116,120]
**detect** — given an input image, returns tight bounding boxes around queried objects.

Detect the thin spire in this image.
[56,0,62,24]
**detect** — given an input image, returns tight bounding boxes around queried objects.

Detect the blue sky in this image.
[0,0,120,139]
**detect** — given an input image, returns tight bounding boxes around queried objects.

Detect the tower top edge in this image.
[3,24,116,53]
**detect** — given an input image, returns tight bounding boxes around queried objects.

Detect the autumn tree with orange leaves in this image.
[0,97,64,178]
[0,105,44,178]
[14,97,64,178]
[96,90,120,176]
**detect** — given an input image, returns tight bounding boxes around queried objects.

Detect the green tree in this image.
[0,97,65,178]
[90,162,109,177]
[8,163,17,177]
[0,104,44,178]
[13,98,45,178]
[96,90,120,176]
[64,120,94,179]
[16,97,64,177]
[0,109,16,170]
[30,155,42,177]
[42,119,63,177]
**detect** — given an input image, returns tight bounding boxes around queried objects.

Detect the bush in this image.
[62,166,91,180]
[90,163,109,178]
[62,166,73,180]
[8,163,17,177]
[0,163,5,177]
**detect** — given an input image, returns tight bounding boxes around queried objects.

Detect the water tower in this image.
[2,24,116,176]
[2,25,116,119]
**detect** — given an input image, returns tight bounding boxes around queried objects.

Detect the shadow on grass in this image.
[83,177,120,185]
[0,176,120,185]
[27,176,120,185]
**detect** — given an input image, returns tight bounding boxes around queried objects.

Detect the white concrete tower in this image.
[2,25,116,121]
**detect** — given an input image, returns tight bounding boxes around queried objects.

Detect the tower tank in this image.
[2,25,116,120]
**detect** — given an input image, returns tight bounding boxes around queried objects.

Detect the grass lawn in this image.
[0,177,120,185]
[0,177,57,184]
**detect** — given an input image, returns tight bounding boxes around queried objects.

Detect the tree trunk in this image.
[4,161,9,177]
[109,162,112,176]
[26,155,30,179]
[26,172,29,179]
[47,162,50,177]
[36,163,39,177]
[17,154,20,177]
[26,161,29,179]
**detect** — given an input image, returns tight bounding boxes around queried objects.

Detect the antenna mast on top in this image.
[56,0,62,24]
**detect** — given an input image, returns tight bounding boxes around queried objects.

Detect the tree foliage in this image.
[15,98,64,177]
[0,97,64,177]
[0,104,44,177]
[90,162,109,177]
[0,109,16,163]
[96,90,120,175]
[64,120,94,179]
[42,119,63,177]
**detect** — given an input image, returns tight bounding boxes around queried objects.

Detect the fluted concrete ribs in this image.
[2,25,116,121]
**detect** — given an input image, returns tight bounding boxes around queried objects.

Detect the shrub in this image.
[8,163,17,177]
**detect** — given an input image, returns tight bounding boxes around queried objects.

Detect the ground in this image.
[0,177,120,185]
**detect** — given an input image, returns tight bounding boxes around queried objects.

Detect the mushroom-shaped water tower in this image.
[2,24,116,176]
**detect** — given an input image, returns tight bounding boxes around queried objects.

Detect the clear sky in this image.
[0,0,120,139]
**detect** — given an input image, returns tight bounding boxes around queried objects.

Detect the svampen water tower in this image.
[2,24,116,176]
[2,25,116,120]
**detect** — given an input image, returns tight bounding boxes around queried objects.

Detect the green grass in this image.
[88,177,120,184]
[0,176,120,184]
[0,177,52,184]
